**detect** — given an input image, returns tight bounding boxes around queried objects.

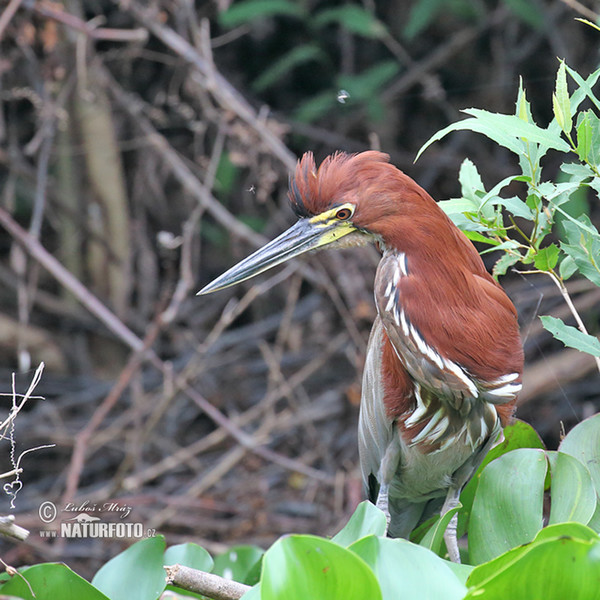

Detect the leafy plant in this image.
[418,60,600,370]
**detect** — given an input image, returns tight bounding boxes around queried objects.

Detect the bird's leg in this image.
[441,488,461,563]
[376,435,402,535]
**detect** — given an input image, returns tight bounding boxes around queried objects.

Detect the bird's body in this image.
[199,151,523,560]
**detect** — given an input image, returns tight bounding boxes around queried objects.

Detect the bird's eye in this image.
[335,207,353,220]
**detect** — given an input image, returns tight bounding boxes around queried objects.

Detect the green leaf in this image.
[261,535,381,600]
[547,451,597,525]
[459,421,544,535]
[218,0,305,28]
[560,216,600,286]
[294,90,337,122]
[403,0,446,39]
[469,448,547,564]
[540,316,600,357]
[533,243,560,271]
[417,109,570,162]
[253,45,327,93]
[213,545,264,585]
[576,111,593,161]
[332,500,387,547]
[350,536,467,600]
[553,60,572,135]
[458,158,485,199]
[559,254,578,280]
[559,414,600,501]
[92,536,166,600]
[0,564,110,600]
[502,0,545,28]
[465,527,600,600]
[493,252,521,278]
[164,543,214,572]
[419,504,461,557]
[313,5,387,38]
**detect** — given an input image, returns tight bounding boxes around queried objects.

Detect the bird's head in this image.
[198,151,439,295]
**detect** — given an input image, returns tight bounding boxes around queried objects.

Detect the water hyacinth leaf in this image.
[459,421,544,534]
[540,316,600,357]
[465,528,600,600]
[469,448,546,564]
[350,536,467,600]
[0,564,110,600]
[547,451,597,525]
[92,536,166,600]
[332,500,387,547]
[164,543,214,573]
[261,535,381,600]
[213,545,264,585]
[419,504,461,556]
[559,414,600,498]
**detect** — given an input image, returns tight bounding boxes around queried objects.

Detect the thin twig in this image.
[165,564,250,600]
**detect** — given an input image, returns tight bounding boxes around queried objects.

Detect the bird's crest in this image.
[288,151,392,218]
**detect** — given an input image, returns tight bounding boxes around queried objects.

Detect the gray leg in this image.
[376,437,402,536]
[441,488,461,563]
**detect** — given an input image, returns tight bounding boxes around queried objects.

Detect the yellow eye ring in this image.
[335,207,353,220]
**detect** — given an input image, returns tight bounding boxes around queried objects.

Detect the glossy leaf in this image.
[459,421,544,534]
[92,536,166,600]
[469,448,546,564]
[332,500,387,547]
[547,451,597,525]
[164,543,214,572]
[213,545,264,585]
[465,525,600,599]
[350,536,467,600]
[540,316,600,357]
[261,535,381,600]
[0,563,109,600]
[559,414,600,498]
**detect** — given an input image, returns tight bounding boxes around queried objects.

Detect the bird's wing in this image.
[374,250,522,410]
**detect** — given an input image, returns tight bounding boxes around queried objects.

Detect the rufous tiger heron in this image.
[198,151,523,562]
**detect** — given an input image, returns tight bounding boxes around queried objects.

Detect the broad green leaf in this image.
[553,60,572,135]
[469,448,546,564]
[547,451,597,525]
[438,197,479,216]
[533,243,560,271]
[332,500,387,547]
[495,195,534,220]
[164,543,213,572]
[92,536,166,600]
[350,536,467,600]
[261,535,381,600]
[459,421,544,535]
[241,583,261,599]
[253,45,327,93]
[559,414,600,499]
[218,0,305,28]
[0,564,110,600]
[313,5,387,38]
[213,545,264,585]
[465,532,600,599]
[540,316,600,357]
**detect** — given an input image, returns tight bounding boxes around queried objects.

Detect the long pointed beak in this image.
[198,217,355,295]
